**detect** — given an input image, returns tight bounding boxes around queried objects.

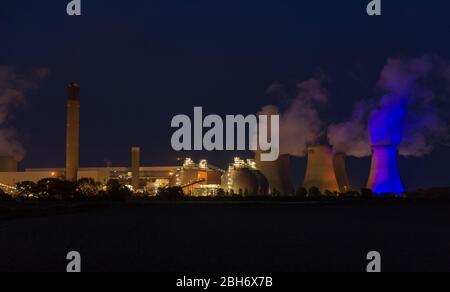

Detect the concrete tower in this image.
[131,147,140,190]
[333,153,351,193]
[303,145,340,193]
[255,151,295,196]
[0,156,18,172]
[66,82,80,182]
[367,145,404,195]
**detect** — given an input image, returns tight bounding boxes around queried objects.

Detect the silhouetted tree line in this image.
[11,178,132,202]
[150,185,404,201]
[157,187,185,200]
[0,189,14,202]
[4,177,450,203]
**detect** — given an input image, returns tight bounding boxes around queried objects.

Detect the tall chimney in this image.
[131,147,140,190]
[0,156,18,173]
[333,152,351,193]
[367,145,404,195]
[303,145,340,193]
[66,82,80,182]
[255,151,295,196]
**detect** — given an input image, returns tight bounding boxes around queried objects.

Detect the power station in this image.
[0,83,178,194]
[0,82,407,197]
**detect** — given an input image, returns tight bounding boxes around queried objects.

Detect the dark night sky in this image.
[1,0,450,190]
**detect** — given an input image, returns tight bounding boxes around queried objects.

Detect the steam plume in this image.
[0,66,48,161]
[327,101,371,157]
[260,78,327,157]
[328,55,450,157]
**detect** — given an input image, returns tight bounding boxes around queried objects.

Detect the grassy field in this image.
[1,201,450,272]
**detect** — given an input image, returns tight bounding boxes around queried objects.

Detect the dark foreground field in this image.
[1,202,450,272]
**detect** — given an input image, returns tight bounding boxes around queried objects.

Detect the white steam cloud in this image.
[259,78,327,157]
[327,101,372,157]
[328,55,450,157]
[0,66,49,161]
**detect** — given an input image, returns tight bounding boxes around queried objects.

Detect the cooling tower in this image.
[303,145,340,193]
[255,151,294,195]
[66,82,80,182]
[367,145,404,195]
[131,147,140,190]
[0,156,18,172]
[333,153,351,193]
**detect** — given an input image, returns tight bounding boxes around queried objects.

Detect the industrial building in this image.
[0,166,177,193]
[0,83,178,195]
[221,157,269,196]
[168,158,224,196]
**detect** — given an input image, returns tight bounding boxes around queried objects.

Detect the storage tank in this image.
[367,145,404,195]
[253,169,270,196]
[221,158,269,196]
[169,158,202,187]
[303,145,340,193]
[255,151,294,195]
[0,156,17,172]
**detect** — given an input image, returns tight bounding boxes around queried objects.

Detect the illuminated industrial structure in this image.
[367,145,404,195]
[303,145,340,193]
[131,147,140,190]
[0,166,177,194]
[255,151,294,196]
[66,82,80,182]
[168,158,224,196]
[0,81,410,198]
[221,157,269,196]
[0,82,178,195]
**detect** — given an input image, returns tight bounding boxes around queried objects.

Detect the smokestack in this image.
[333,153,351,193]
[131,147,140,190]
[255,152,295,195]
[66,82,80,182]
[0,156,18,172]
[303,145,340,193]
[367,145,404,195]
